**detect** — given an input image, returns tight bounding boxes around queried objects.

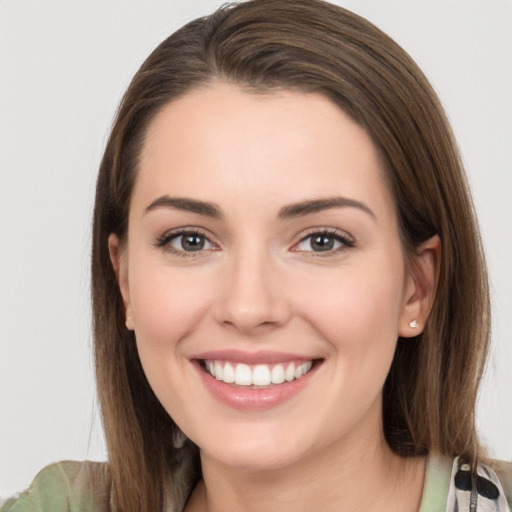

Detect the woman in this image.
[3,1,511,511]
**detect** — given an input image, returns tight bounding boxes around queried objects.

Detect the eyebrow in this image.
[278,197,375,220]
[144,195,375,220]
[144,196,223,219]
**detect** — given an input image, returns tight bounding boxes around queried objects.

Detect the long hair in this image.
[91,1,490,510]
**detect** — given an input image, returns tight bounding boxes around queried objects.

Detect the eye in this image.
[294,230,354,253]
[156,229,216,255]
[170,233,213,252]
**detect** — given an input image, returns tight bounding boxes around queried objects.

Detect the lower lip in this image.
[193,361,320,410]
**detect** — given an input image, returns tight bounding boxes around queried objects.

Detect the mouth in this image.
[199,359,318,388]
[191,351,323,409]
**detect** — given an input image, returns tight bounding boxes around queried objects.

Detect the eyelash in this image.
[292,228,355,255]
[155,228,217,258]
[154,227,355,257]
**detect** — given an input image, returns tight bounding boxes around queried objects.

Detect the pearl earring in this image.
[409,320,418,328]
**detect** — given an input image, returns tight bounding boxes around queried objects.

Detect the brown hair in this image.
[91,1,490,510]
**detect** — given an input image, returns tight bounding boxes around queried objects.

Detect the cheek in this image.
[127,258,218,380]
[300,265,404,346]
[297,264,405,423]
[127,263,220,418]
[294,258,405,406]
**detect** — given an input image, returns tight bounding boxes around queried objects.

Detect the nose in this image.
[214,249,291,335]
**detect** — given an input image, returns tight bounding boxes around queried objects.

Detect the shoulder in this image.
[1,461,112,512]
[488,459,512,510]
[421,455,512,512]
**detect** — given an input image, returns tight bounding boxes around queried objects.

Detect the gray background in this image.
[1,0,511,497]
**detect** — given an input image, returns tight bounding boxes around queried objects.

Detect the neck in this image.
[186,416,425,512]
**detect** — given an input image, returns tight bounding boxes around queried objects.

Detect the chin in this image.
[202,445,302,472]
[194,422,319,472]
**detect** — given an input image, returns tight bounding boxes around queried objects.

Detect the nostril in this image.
[215,291,292,333]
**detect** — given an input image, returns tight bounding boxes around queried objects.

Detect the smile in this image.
[192,351,323,409]
[203,360,314,388]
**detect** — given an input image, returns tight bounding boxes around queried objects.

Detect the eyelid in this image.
[290,227,355,254]
[155,226,219,256]
[154,226,354,257]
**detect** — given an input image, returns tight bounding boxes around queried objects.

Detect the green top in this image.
[2,455,512,511]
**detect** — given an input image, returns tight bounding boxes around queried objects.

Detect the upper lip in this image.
[191,350,319,365]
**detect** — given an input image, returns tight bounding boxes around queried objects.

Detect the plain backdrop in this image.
[1,0,511,498]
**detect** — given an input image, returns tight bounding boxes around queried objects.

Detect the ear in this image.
[108,234,135,330]
[399,235,441,337]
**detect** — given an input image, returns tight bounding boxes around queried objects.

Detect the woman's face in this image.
[112,83,424,470]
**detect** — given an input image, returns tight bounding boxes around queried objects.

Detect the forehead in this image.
[136,83,395,220]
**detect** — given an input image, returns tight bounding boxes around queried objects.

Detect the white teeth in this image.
[206,360,314,387]
[234,363,252,386]
[295,361,312,378]
[252,365,271,386]
[223,362,235,383]
[214,361,223,381]
[285,363,296,382]
[271,364,285,384]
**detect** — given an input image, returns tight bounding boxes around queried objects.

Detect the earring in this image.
[409,320,418,328]
[173,428,188,449]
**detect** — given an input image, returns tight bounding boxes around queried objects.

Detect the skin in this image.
[109,83,440,512]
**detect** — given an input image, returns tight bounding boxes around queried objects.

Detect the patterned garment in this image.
[445,458,511,512]
[2,455,511,511]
